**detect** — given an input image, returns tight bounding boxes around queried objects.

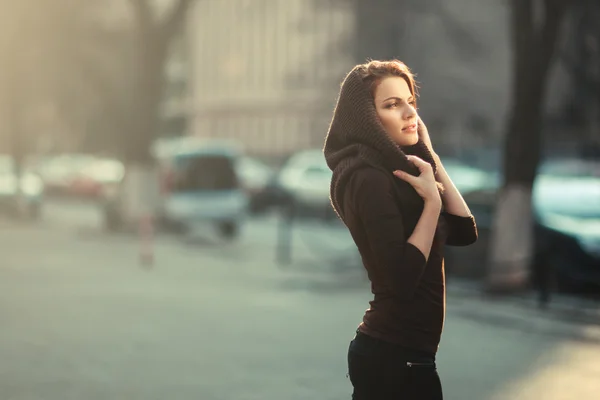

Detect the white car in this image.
[0,155,45,219]
[236,156,274,195]
[104,139,248,240]
[277,149,333,215]
[440,158,499,194]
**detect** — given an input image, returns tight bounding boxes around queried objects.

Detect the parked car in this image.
[276,149,334,219]
[532,160,600,291]
[452,158,600,292]
[439,158,500,193]
[235,156,280,214]
[37,153,96,197]
[273,153,497,221]
[63,157,124,199]
[103,139,248,240]
[0,155,44,219]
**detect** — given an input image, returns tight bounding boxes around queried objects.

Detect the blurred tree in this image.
[0,1,111,212]
[111,0,195,228]
[0,1,195,225]
[559,0,600,152]
[0,0,91,214]
[122,0,193,164]
[486,0,574,292]
[0,1,117,155]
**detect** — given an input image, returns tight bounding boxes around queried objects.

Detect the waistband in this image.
[351,330,436,363]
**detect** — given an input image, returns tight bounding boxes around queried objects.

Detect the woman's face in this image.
[373,76,418,147]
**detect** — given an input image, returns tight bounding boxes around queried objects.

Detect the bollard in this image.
[535,256,553,309]
[139,212,155,268]
[276,197,295,266]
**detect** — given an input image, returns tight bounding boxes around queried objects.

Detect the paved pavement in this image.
[2,206,600,399]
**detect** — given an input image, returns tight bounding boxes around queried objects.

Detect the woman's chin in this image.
[395,133,419,147]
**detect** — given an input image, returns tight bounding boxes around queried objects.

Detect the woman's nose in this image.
[402,104,416,120]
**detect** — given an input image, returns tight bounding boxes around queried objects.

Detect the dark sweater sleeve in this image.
[351,169,428,299]
[442,211,478,246]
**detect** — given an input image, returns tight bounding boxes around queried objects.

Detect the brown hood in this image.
[323,65,437,220]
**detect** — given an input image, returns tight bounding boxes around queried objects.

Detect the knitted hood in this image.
[323,65,437,220]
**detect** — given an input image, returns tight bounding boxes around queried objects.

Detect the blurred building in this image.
[182,0,514,160]
[181,0,585,163]
[186,0,355,159]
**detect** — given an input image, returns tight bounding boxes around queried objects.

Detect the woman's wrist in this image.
[434,161,450,183]
[424,196,442,212]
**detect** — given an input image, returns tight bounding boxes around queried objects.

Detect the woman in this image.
[324,60,478,399]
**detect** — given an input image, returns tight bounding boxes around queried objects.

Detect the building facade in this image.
[182,0,580,161]
[186,0,356,157]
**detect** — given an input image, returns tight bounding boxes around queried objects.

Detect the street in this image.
[2,204,600,399]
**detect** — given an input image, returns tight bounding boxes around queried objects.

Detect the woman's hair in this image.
[356,59,418,104]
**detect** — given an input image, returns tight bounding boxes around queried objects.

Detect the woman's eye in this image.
[387,102,398,108]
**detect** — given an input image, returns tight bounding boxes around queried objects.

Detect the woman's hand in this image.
[393,155,441,206]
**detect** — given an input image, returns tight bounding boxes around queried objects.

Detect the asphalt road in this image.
[2,207,600,399]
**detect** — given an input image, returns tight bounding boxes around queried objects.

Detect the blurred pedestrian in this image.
[324,60,479,399]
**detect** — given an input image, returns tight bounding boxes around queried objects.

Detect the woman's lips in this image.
[402,124,417,133]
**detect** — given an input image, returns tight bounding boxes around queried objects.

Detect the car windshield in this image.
[171,154,238,191]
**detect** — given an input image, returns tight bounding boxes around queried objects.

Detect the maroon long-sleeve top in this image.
[342,167,477,354]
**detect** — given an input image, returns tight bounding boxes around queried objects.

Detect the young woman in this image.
[324,60,478,399]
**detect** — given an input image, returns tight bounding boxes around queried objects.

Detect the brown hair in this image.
[356,59,418,104]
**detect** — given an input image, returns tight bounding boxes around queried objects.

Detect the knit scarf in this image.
[323,65,438,221]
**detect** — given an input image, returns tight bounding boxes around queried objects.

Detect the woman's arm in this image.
[407,199,442,260]
[351,169,439,299]
[436,163,472,217]
[393,155,443,259]
[434,162,478,246]
[416,118,478,246]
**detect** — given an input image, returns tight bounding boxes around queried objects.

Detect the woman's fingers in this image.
[395,157,440,202]
[393,170,417,185]
[406,155,425,165]
[406,155,433,174]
